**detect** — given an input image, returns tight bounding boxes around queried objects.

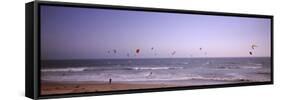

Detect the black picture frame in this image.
[26,1,274,99]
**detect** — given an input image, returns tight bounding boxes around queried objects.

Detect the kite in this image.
[171,51,176,55]
[251,44,258,50]
[113,49,117,54]
[249,51,253,55]
[136,49,140,54]
[249,44,258,55]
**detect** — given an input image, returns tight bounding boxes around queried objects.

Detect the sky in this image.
[40,5,271,60]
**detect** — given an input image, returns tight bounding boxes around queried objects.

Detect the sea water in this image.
[41,57,271,85]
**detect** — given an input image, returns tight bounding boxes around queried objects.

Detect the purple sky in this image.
[40,5,271,60]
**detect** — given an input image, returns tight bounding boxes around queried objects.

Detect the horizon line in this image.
[41,56,271,61]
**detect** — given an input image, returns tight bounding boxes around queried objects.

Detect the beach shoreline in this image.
[41,81,177,95]
[41,78,254,95]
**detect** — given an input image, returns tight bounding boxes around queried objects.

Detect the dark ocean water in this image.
[41,57,271,85]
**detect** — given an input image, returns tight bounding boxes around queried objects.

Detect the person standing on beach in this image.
[109,78,112,84]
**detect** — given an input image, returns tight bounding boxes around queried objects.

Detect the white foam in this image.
[41,67,87,72]
[241,66,262,69]
[131,66,183,70]
[41,66,185,73]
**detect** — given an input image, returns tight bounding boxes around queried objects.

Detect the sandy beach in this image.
[41,81,176,95]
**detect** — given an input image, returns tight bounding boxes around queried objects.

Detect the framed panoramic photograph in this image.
[26,1,273,99]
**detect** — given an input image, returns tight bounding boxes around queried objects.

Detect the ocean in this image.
[41,57,271,86]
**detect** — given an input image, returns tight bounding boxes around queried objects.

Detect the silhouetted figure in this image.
[109,78,112,84]
[147,72,153,78]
